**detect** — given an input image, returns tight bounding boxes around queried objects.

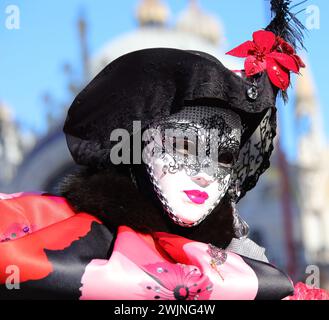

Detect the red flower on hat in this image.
[226,30,305,90]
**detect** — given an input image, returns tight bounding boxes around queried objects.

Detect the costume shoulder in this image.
[0,192,113,299]
[0,192,95,242]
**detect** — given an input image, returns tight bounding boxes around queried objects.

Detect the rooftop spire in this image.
[136,0,170,27]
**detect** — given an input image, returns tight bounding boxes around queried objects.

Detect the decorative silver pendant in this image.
[207,244,227,265]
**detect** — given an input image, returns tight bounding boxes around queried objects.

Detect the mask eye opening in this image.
[217,151,236,168]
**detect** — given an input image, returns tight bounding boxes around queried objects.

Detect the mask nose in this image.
[191,176,213,188]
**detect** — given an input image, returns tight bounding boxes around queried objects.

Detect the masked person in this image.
[0,0,328,300]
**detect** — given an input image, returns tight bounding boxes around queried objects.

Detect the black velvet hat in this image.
[63,0,305,201]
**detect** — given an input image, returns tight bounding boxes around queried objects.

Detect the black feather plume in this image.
[265,0,307,50]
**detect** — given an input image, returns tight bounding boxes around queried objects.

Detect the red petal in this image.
[293,54,306,68]
[277,37,295,54]
[226,41,255,58]
[266,57,290,90]
[245,55,266,77]
[252,30,276,53]
[268,52,299,73]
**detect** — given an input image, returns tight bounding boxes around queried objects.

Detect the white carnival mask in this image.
[142,106,242,227]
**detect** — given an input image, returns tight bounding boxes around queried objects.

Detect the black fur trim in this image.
[58,165,235,249]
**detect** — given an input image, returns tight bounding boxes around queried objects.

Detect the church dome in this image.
[136,0,170,26]
[90,0,239,77]
[90,27,241,77]
[176,0,223,45]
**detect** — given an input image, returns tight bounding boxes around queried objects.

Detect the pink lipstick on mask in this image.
[183,190,209,205]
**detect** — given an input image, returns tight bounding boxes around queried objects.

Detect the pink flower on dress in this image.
[139,262,213,300]
[285,282,329,300]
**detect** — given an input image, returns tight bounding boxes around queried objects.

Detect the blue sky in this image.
[0,0,328,162]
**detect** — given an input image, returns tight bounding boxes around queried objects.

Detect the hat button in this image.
[247,86,258,100]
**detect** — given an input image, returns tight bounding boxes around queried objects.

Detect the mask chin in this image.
[143,152,232,227]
